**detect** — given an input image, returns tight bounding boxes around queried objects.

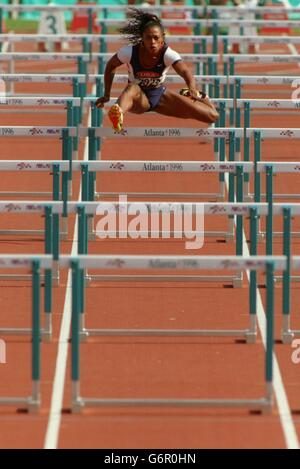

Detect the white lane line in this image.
[224,171,299,449]
[44,87,95,449]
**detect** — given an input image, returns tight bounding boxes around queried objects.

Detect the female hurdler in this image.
[96,8,219,132]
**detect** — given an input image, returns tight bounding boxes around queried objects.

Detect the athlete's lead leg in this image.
[154,90,219,124]
[109,83,150,131]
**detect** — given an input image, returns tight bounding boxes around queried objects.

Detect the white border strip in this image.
[43,85,94,450]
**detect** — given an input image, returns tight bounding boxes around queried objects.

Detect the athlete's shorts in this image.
[142,86,166,111]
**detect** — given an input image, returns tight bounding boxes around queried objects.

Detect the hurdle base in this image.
[84,328,254,339]
[281,315,295,344]
[275,275,300,283]
[77,397,272,410]
[95,191,225,200]
[0,191,55,198]
[79,314,89,341]
[72,381,84,413]
[224,217,235,241]
[233,271,243,288]
[245,315,257,344]
[42,314,52,342]
[90,230,232,240]
[28,381,41,414]
[86,274,238,284]
[28,399,40,414]
[0,326,52,341]
[0,397,31,406]
[261,383,273,415]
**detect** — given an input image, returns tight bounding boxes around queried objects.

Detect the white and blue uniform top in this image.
[117,43,182,89]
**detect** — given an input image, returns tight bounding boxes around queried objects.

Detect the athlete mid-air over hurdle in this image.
[96,8,219,132]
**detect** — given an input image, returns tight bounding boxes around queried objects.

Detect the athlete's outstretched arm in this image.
[95,54,123,108]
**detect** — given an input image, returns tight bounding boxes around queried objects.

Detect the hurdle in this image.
[91,74,299,119]
[3,32,300,58]
[0,127,75,199]
[90,51,300,77]
[2,3,299,16]
[69,254,283,412]
[0,52,91,74]
[0,254,53,411]
[247,129,300,203]
[0,202,67,339]
[0,96,80,125]
[0,158,71,215]
[72,199,276,343]
[75,159,255,247]
[0,73,86,100]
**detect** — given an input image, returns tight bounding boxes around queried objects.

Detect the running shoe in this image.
[179,88,206,101]
[108,104,123,132]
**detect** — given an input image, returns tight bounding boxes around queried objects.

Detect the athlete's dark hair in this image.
[119,8,165,45]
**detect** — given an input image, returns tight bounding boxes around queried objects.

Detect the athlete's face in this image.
[142,26,164,55]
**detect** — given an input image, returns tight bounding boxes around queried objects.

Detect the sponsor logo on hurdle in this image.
[0,339,6,364]
[144,128,181,137]
[95,195,204,250]
[0,128,14,136]
[291,339,300,364]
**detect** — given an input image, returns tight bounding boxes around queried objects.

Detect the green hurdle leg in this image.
[254,131,261,203]
[88,128,97,203]
[212,23,218,55]
[228,131,236,203]
[248,207,258,343]
[0,9,2,51]
[96,77,104,99]
[72,79,80,157]
[52,164,60,265]
[81,163,89,202]
[100,37,107,54]
[222,39,228,98]
[95,78,103,154]
[229,57,235,125]
[84,37,92,62]
[201,38,207,78]
[66,101,73,127]
[236,165,244,256]
[98,57,104,75]
[61,170,69,239]
[265,166,273,256]
[218,102,226,191]
[82,37,88,54]
[30,260,41,412]
[77,207,88,339]
[44,206,53,341]
[243,102,250,195]
[88,9,93,33]
[234,79,241,160]
[71,259,82,412]
[91,101,98,127]
[91,101,102,155]
[282,208,293,344]
[62,128,72,183]
[193,20,201,76]
[77,57,87,98]
[208,57,214,98]
[265,261,275,410]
